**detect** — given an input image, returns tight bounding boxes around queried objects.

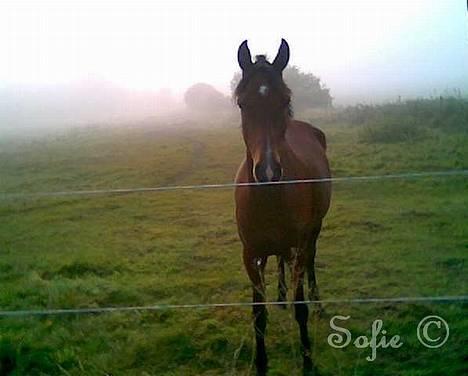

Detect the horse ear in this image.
[272,38,289,72]
[238,40,253,71]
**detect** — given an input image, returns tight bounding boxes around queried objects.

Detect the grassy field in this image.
[0,117,467,375]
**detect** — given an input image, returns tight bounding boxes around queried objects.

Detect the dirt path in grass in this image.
[164,133,206,186]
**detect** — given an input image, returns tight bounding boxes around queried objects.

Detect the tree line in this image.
[184,66,332,113]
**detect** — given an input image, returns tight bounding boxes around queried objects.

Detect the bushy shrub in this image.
[358,117,427,143]
[340,96,467,143]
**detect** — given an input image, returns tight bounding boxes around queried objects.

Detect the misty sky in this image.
[1,0,467,104]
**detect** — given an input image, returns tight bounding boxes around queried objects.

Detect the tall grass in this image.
[343,97,467,143]
[306,96,468,143]
[341,97,467,128]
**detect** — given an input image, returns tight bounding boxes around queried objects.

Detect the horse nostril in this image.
[272,166,283,182]
[253,163,264,182]
[253,162,282,183]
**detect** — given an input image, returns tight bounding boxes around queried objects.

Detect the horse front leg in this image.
[243,250,268,376]
[292,250,314,374]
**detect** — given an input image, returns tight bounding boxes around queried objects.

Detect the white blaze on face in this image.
[258,85,269,96]
[250,90,278,182]
[265,134,274,181]
[252,133,275,182]
[265,164,274,181]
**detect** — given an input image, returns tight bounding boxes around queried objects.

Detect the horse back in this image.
[286,120,330,179]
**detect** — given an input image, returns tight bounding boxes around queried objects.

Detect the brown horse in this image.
[234,39,331,375]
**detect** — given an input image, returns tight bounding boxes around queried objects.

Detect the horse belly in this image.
[236,199,308,255]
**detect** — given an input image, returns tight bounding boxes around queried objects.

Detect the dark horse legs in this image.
[277,256,288,306]
[292,248,313,373]
[244,229,321,375]
[293,225,323,374]
[243,250,268,375]
[307,224,323,315]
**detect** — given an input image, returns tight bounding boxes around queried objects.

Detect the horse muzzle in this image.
[253,159,283,183]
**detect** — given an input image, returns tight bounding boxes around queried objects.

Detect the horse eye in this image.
[238,102,249,110]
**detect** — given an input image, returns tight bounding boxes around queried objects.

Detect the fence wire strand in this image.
[1,169,466,318]
[0,295,466,317]
[0,169,467,200]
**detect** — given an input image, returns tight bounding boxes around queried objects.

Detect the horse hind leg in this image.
[307,225,323,316]
[276,255,288,308]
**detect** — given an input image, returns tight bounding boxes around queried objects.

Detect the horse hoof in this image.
[276,294,288,309]
[303,367,319,376]
[310,304,325,318]
[303,359,319,376]
[303,358,316,375]
[276,298,287,310]
[255,355,268,376]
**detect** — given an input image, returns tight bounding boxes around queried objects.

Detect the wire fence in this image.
[0,169,467,200]
[0,295,466,317]
[1,168,467,318]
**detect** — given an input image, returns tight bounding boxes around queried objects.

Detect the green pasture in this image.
[0,120,467,375]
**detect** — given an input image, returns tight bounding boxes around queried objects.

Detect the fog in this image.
[0,80,182,126]
[1,0,467,132]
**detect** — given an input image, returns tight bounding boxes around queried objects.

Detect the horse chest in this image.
[236,188,315,252]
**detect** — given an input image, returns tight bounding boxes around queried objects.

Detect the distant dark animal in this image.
[234,39,331,375]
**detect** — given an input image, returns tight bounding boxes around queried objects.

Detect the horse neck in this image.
[278,133,304,180]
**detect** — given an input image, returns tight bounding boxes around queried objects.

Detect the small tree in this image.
[184,83,231,112]
[284,66,332,111]
[230,71,242,99]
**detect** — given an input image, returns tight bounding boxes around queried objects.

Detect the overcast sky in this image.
[1,0,467,104]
